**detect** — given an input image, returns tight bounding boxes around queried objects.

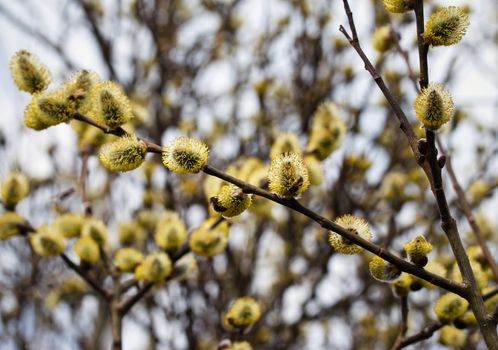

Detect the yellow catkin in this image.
[223,297,261,330]
[434,292,469,323]
[392,273,412,297]
[53,213,86,238]
[231,341,253,350]
[25,89,74,130]
[89,81,134,128]
[154,211,187,250]
[189,217,230,257]
[0,212,25,240]
[172,253,197,281]
[372,25,393,53]
[368,255,401,282]
[211,184,252,217]
[439,325,466,348]
[268,152,309,197]
[425,6,469,47]
[99,135,147,172]
[306,102,346,160]
[81,218,108,246]
[1,172,29,207]
[134,252,172,283]
[270,132,302,159]
[383,0,411,13]
[414,83,454,130]
[60,70,100,114]
[74,236,101,264]
[403,235,433,266]
[30,224,65,257]
[114,247,144,272]
[118,221,147,246]
[162,137,209,174]
[328,215,372,255]
[10,50,51,93]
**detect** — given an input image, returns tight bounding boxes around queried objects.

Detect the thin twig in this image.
[60,253,111,300]
[397,322,443,349]
[119,282,154,316]
[391,295,409,350]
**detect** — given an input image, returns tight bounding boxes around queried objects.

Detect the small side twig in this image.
[60,253,111,300]
[390,295,409,350]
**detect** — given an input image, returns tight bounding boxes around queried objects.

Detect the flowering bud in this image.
[136,209,158,231]
[328,215,372,255]
[403,235,432,267]
[414,83,454,130]
[439,326,466,348]
[189,217,230,257]
[118,221,147,245]
[383,0,411,13]
[114,247,144,272]
[74,236,101,264]
[392,273,412,297]
[424,7,469,47]
[268,152,309,197]
[134,252,172,283]
[247,167,274,217]
[53,213,85,238]
[61,70,100,114]
[368,255,401,282]
[304,156,324,186]
[372,26,393,53]
[0,212,24,240]
[270,132,302,159]
[24,90,74,130]
[223,297,261,330]
[172,253,197,281]
[236,157,265,182]
[231,342,253,350]
[10,50,51,94]
[1,172,29,208]
[89,81,134,128]
[99,135,147,172]
[211,184,252,217]
[434,292,469,323]
[306,102,346,160]
[81,219,108,246]
[155,211,187,250]
[30,224,65,257]
[450,261,487,291]
[162,137,209,174]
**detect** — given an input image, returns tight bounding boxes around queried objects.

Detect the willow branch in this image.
[69,111,467,295]
[436,137,498,281]
[60,253,111,300]
[390,296,409,350]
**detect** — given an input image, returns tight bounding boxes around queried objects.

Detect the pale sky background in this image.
[0,0,498,349]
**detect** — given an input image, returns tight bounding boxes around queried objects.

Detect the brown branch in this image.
[60,253,111,300]
[338,21,432,187]
[80,146,92,216]
[411,0,497,346]
[391,295,409,350]
[202,164,466,296]
[397,322,443,349]
[339,0,498,347]
[436,137,498,282]
[118,282,154,316]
